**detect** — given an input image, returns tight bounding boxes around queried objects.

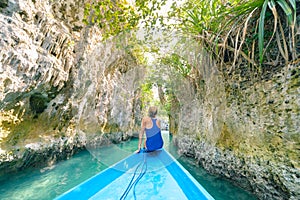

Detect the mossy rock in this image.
[29,93,49,114]
[216,123,240,151]
[0,0,8,9]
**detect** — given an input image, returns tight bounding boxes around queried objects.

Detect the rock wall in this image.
[0,0,144,174]
[171,48,300,199]
[0,1,299,199]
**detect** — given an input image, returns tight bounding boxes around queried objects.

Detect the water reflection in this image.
[0,131,257,200]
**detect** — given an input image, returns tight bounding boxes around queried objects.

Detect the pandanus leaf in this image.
[258,0,269,64]
[277,0,294,25]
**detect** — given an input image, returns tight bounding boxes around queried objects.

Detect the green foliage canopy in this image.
[84,0,297,65]
[178,0,297,64]
[83,0,298,111]
[83,0,169,39]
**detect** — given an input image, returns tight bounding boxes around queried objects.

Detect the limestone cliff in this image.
[169,48,300,199]
[0,0,144,173]
[0,0,299,200]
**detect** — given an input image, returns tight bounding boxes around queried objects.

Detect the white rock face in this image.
[0,0,144,152]
[169,49,300,199]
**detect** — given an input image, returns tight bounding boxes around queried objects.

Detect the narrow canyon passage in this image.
[0,0,299,200]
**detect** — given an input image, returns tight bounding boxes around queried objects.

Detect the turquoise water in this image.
[56,149,214,200]
[0,132,257,200]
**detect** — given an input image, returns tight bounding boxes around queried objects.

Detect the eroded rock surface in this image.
[170,50,300,199]
[0,0,143,173]
[0,1,299,199]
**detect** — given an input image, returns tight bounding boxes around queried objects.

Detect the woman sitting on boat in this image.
[136,106,164,153]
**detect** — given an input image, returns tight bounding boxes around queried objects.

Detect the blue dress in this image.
[145,118,164,151]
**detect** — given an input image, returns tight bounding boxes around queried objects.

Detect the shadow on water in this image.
[0,131,257,200]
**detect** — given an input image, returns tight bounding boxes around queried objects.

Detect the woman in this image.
[136,106,164,153]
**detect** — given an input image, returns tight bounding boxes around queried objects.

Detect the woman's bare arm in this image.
[136,117,146,153]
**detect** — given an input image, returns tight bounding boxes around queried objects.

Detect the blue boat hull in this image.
[55,149,214,200]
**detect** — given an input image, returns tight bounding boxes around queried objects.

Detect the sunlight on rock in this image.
[0,0,299,199]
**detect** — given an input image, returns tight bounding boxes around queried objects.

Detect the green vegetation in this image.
[85,0,297,64]
[84,0,298,87]
[140,82,154,107]
[179,0,297,67]
[83,0,298,134]
[83,0,169,39]
[160,53,191,78]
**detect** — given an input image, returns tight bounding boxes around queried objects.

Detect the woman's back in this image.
[136,106,164,153]
[143,117,163,151]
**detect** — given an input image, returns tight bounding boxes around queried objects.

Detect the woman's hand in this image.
[135,148,141,154]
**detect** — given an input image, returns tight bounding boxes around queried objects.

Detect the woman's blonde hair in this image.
[148,106,158,118]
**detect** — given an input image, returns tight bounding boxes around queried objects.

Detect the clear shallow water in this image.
[56,148,214,200]
[0,132,257,200]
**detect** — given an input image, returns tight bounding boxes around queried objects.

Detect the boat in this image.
[55,148,214,200]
